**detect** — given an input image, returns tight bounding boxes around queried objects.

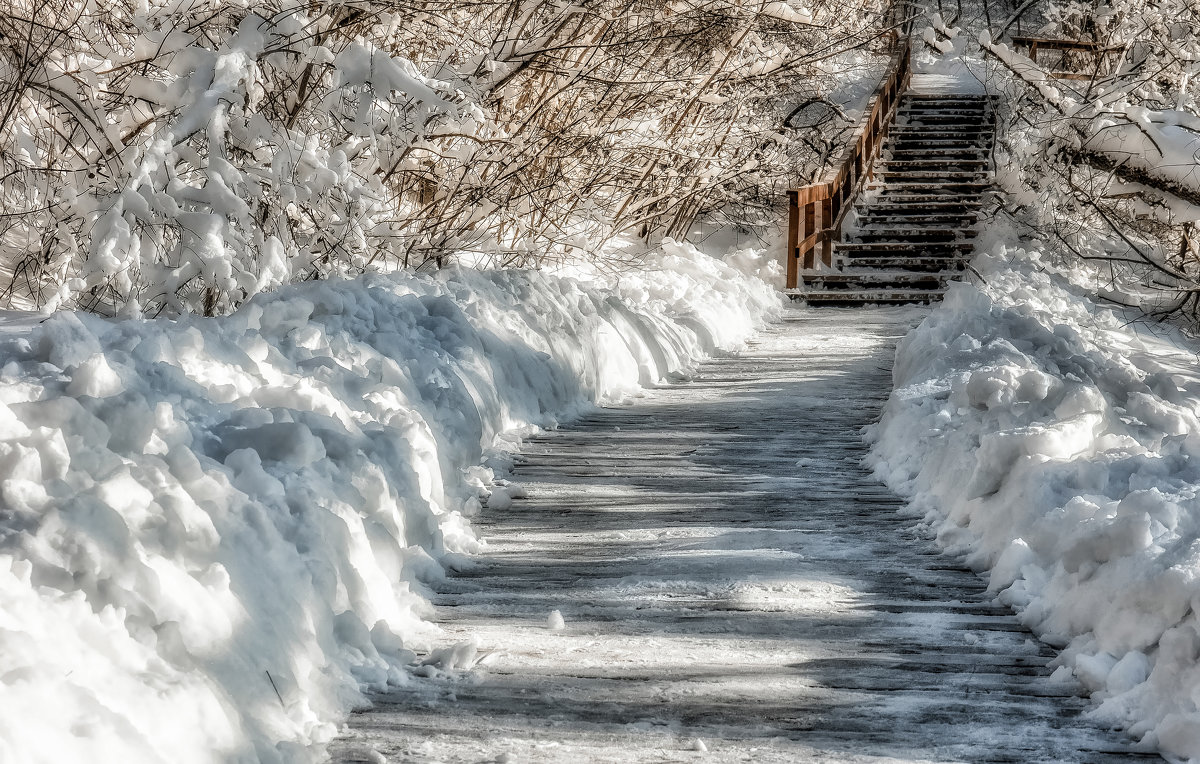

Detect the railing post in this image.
[786,190,800,288]
[820,197,834,267]
[802,201,817,269]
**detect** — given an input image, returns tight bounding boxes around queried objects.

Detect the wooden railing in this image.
[1010,36,1122,80]
[785,40,912,289]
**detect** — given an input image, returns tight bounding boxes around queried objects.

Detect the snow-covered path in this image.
[330,308,1157,763]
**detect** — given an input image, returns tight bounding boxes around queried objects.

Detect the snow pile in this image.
[0,241,779,764]
[870,242,1200,760]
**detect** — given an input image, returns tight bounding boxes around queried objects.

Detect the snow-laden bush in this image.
[972,0,1200,321]
[0,0,883,316]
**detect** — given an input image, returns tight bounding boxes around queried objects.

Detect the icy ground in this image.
[331,308,1151,763]
[0,242,779,763]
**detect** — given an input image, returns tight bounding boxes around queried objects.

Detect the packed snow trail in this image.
[331,307,1157,763]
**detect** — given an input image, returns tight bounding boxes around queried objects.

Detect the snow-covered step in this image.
[896,107,989,116]
[889,129,991,136]
[874,172,989,183]
[888,149,988,160]
[869,182,990,193]
[836,240,976,254]
[887,137,992,147]
[800,269,954,284]
[880,157,990,167]
[896,117,989,127]
[789,287,946,303]
[858,209,981,220]
[852,231,977,244]
[863,195,987,204]
[840,256,967,271]
[863,198,986,209]
[880,157,990,166]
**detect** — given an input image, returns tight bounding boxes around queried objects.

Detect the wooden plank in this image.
[786,190,800,289]
[789,182,831,206]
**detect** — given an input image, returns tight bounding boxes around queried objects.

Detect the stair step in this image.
[875,171,989,181]
[871,188,990,197]
[898,110,991,116]
[899,101,992,108]
[871,196,988,204]
[857,216,981,225]
[871,198,988,207]
[897,106,989,114]
[904,93,991,100]
[851,238,975,249]
[881,159,990,168]
[859,205,982,214]
[887,141,991,150]
[890,126,993,134]
[857,215,979,226]
[883,155,990,162]
[892,120,992,127]
[872,180,991,188]
[887,144,991,152]
[886,148,989,155]
[801,270,951,285]
[859,199,985,209]
[890,132,993,141]
[889,132,991,139]
[837,241,977,253]
[856,220,979,231]
[840,256,967,271]
[890,129,991,136]
[787,288,949,305]
[853,230,976,241]
[864,203,984,213]
[897,119,990,128]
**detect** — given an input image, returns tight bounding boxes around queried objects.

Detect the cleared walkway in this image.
[331,308,1159,763]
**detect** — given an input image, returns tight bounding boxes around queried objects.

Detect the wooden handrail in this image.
[785,39,912,288]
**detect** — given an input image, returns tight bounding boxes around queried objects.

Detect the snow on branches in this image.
[0,0,886,316]
[976,0,1200,320]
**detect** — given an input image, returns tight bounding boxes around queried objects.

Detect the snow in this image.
[761,1,814,24]
[981,30,1200,201]
[869,235,1200,761]
[0,240,779,763]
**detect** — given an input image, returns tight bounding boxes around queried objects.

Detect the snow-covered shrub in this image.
[0,0,884,316]
[974,0,1200,321]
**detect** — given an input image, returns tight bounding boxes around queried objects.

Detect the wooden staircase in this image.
[795,93,995,305]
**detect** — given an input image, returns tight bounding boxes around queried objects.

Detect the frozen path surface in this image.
[331,307,1158,763]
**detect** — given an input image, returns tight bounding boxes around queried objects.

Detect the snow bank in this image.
[0,240,779,764]
[870,242,1200,760]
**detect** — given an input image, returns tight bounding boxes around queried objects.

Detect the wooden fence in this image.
[785,40,912,289]
[1009,36,1123,80]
